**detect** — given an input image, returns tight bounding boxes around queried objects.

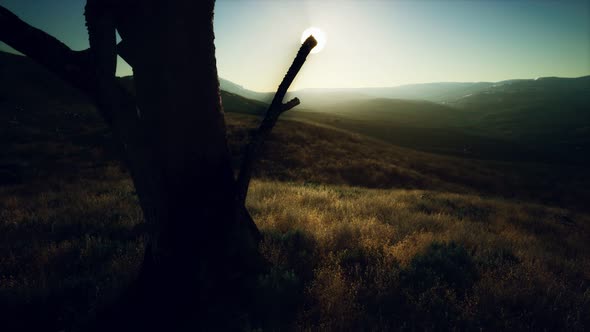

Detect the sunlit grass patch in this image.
[248,180,590,330]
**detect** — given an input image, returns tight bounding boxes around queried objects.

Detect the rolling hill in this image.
[291,81,494,105]
[451,77,590,146]
[1,50,590,331]
[222,76,589,106]
[219,77,272,103]
[3,50,588,166]
[217,63,590,164]
[1,51,589,212]
[291,78,590,164]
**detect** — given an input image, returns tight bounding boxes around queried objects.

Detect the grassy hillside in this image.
[453,77,590,157]
[284,104,549,163]
[306,98,464,126]
[230,114,590,212]
[2,103,589,330]
[3,167,588,330]
[1,52,589,330]
[9,47,582,165]
[286,79,590,165]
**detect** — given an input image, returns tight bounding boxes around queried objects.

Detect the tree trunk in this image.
[2,1,265,329]
[89,0,262,329]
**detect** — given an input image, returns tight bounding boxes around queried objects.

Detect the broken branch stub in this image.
[281,97,301,113]
[236,35,317,206]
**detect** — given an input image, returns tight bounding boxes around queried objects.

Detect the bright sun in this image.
[301,27,326,54]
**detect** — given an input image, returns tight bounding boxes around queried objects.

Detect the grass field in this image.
[249,180,589,330]
[1,93,589,329]
[1,53,589,330]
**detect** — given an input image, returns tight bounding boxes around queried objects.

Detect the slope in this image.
[1,51,589,331]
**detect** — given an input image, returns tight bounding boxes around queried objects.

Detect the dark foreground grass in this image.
[2,174,588,330]
[0,169,144,331]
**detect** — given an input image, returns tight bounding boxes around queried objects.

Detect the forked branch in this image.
[236,36,317,205]
[0,5,96,97]
[0,5,136,124]
[0,4,154,189]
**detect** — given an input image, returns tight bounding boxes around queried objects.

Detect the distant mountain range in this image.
[219,78,271,104]
[221,76,590,108]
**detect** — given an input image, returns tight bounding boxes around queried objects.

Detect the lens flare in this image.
[301,27,327,54]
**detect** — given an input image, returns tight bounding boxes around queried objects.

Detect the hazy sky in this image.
[1,0,589,91]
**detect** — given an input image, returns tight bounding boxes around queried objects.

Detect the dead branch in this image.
[0,5,97,98]
[0,5,133,116]
[282,97,301,112]
[0,5,149,139]
[0,5,158,225]
[85,0,118,124]
[236,36,317,205]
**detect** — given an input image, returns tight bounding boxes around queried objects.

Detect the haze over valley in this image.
[219,73,590,164]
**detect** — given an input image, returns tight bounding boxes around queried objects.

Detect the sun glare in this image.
[301,27,326,54]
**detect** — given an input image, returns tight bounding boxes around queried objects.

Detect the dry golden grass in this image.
[228,113,590,213]
[248,180,590,330]
[1,105,589,330]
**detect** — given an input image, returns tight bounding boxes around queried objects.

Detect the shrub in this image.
[398,242,478,329]
[400,242,477,295]
[253,266,303,330]
[260,229,317,282]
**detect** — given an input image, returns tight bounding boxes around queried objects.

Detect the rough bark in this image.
[84,1,263,329]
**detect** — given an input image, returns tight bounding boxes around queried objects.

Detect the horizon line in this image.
[223,74,590,94]
[1,49,588,93]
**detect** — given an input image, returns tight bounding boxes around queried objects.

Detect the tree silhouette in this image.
[0,0,316,329]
